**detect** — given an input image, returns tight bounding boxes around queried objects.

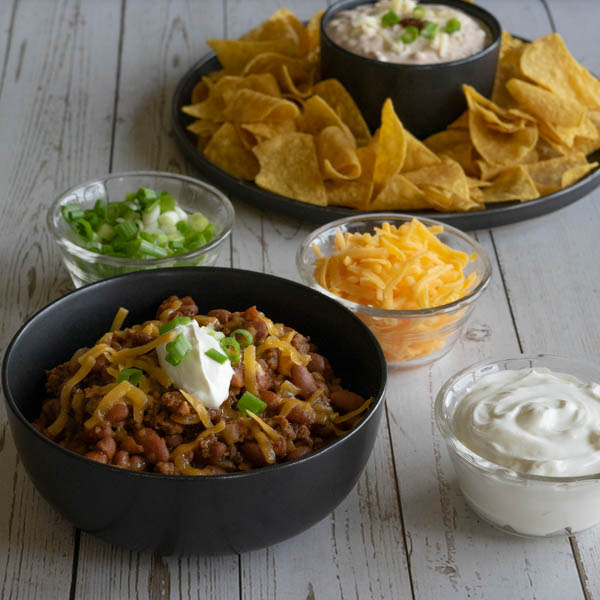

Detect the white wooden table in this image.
[0,0,599,598]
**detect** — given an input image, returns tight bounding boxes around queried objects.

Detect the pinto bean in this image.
[208,309,231,324]
[120,435,144,454]
[248,319,268,344]
[105,402,129,424]
[129,331,152,346]
[135,428,170,464]
[96,436,116,460]
[92,354,109,372]
[244,306,260,322]
[210,441,227,462]
[291,333,310,354]
[129,455,147,471]
[231,365,244,388]
[330,390,365,412]
[260,390,280,411]
[112,450,130,468]
[272,436,287,457]
[291,364,317,398]
[85,450,108,464]
[287,405,316,426]
[241,441,266,466]
[287,445,312,461]
[164,434,183,451]
[83,422,113,442]
[307,353,326,373]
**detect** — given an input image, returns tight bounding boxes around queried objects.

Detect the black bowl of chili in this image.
[2,267,386,555]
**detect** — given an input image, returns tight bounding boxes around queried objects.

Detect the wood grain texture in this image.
[0,1,121,598]
[73,2,239,599]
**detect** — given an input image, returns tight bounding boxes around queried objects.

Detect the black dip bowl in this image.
[320,0,501,138]
[2,267,387,555]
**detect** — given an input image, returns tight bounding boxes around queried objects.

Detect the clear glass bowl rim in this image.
[435,353,600,484]
[296,212,492,319]
[47,170,235,267]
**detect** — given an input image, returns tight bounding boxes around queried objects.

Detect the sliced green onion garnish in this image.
[237,391,267,416]
[115,220,138,241]
[381,10,400,27]
[232,328,253,348]
[401,25,419,44]
[97,222,115,241]
[188,213,209,232]
[62,204,84,222]
[445,18,461,33]
[421,21,439,40]
[220,336,241,363]
[137,187,157,204]
[413,5,425,18]
[117,367,143,386]
[73,219,94,241]
[205,348,228,364]
[176,220,191,235]
[159,316,192,335]
[165,332,192,366]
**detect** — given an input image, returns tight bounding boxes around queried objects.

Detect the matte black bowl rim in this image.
[2,267,388,483]
[48,170,235,267]
[321,0,502,71]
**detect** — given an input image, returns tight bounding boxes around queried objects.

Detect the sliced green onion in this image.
[143,198,160,214]
[114,220,138,241]
[159,192,175,213]
[165,332,192,366]
[73,219,94,241]
[97,222,115,241]
[445,18,461,33]
[401,25,419,44]
[381,9,400,27]
[220,336,241,363]
[117,367,143,386]
[94,199,107,218]
[232,328,253,348]
[205,348,228,364]
[137,187,157,205]
[421,21,439,40]
[139,239,169,258]
[176,220,191,235]
[62,204,84,223]
[159,316,192,335]
[188,213,209,232]
[413,5,425,18]
[237,391,267,416]
[125,192,138,202]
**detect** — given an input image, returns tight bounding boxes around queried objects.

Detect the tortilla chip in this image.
[506,78,586,128]
[313,79,371,147]
[401,132,441,172]
[240,120,297,146]
[326,180,373,209]
[448,111,469,129]
[370,173,430,210]
[521,33,600,110]
[253,132,327,205]
[242,8,304,56]
[223,88,300,122]
[492,32,526,108]
[242,52,314,97]
[481,165,539,203]
[207,39,298,73]
[187,119,221,137]
[373,99,407,195]
[423,129,476,175]
[298,95,353,141]
[317,126,362,180]
[204,122,259,180]
[525,154,595,194]
[303,10,324,60]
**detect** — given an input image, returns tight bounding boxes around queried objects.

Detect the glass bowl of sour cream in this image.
[435,354,600,537]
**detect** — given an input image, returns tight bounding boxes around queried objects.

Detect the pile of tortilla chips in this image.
[182,10,600,212]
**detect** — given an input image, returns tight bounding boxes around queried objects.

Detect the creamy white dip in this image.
[327,0,490,65]
[453,368,600,477]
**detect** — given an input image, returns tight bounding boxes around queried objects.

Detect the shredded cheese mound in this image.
[313,219,478,362]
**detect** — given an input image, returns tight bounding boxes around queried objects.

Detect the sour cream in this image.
[453,368,600,477]
[156,320,234,409]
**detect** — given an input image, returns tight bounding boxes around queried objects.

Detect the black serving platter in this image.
[172,52,600,230]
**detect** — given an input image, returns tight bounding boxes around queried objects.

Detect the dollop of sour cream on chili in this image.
[453,368,600,476]
[156,320,234,409]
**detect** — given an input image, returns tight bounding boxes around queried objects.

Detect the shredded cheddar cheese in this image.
[180,390,213,429]
[313,219,477,362]
[110,307,129,332]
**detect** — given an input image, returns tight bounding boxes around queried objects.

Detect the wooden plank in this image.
[225,2,413,598]
[495,1,600,598]
[72,2,239,599]
[0,0,122,598]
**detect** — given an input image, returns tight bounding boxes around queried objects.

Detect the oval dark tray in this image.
[172,52,600,230]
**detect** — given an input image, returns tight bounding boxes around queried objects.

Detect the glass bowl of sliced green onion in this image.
[48,171,234,287]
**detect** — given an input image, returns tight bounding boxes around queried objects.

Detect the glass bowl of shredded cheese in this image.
[297,213,492,367]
